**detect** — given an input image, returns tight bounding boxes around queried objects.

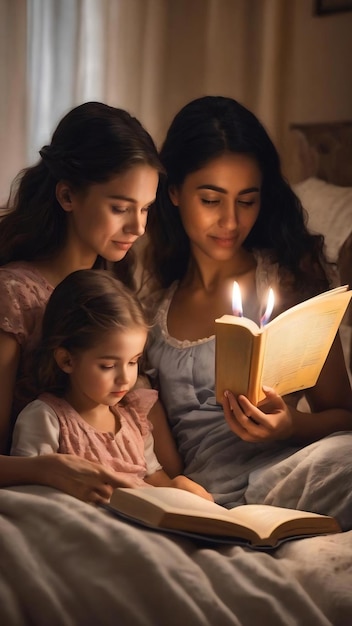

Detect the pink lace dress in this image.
[0,262,53,421]
[11,389,161,485]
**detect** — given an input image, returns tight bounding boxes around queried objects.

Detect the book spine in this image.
[215,324,253,402]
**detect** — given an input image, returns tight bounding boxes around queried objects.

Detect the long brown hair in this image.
[144,96,330,299]
[1,102,162,290]
[33,269,151,396]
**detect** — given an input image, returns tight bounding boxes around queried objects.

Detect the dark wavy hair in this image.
[32,269,150,397]
[145,96,330,297]
[0,101,162,289]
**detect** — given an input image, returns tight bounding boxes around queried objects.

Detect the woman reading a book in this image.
[141,96,352,530]
[0,101,162,502]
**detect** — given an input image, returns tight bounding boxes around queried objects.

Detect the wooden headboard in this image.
[289,121,352,367]
[289,121,352,186]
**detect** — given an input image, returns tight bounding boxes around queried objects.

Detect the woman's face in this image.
[59,164,159,263]
[169,153,262,262]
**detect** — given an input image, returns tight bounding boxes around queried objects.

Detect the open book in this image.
[215,285,352,405]
[105,487,340,548]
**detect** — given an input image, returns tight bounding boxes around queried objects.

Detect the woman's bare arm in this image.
[0,331,20,453]
[0,454,134,503]
[293,333,352,439]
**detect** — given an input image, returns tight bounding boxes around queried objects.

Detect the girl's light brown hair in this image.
[34,269,150,396]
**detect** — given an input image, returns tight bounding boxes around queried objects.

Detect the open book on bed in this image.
[104,487,341,548]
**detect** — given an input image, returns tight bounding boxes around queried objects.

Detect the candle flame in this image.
[261,288,274,327]
[232,281,243,317]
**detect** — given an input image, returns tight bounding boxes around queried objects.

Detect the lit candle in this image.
[260,288,275,327]
[232,281,243,317]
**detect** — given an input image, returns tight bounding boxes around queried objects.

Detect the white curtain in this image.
[27,0,170,163]
[0,0,27,203]
[28,0,79,163]
[0,0,292,204]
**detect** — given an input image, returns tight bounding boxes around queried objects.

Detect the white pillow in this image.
[293,177,352,263]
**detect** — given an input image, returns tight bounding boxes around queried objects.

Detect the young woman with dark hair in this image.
[142,96,352,529]
[0,101,162,500]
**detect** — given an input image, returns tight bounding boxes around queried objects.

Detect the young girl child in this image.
[0,100,161,499]
[11,270,212,501]
[142,95,352,528]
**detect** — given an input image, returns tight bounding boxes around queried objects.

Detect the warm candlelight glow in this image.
[260,288,275,327]
[232,281,243,317]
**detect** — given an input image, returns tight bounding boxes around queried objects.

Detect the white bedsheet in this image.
[0,485,351,626]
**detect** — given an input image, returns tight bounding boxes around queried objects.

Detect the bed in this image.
[1,123,352,626]
[290,121,352,376]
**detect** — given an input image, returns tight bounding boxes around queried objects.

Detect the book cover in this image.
[215,285,352,404]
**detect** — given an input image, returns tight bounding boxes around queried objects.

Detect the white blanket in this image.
[0,485,351,626]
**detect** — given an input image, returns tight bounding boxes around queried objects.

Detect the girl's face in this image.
[169,153,262,262]
[59,326,147,409]
[60,164,159,263]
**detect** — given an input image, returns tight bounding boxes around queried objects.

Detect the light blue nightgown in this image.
[145,255,352,529]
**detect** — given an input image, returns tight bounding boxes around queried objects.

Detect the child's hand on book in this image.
[145,469,214,501]
[170,475,214,502]
[223,387,294,443]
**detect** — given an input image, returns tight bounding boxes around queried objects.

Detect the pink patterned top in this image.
[11,389,161,485]
[0,262,53,422]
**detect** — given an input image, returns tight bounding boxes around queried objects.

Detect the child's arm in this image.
[144,469,213,501]
[143,401,213,501]
[147,399,184,477]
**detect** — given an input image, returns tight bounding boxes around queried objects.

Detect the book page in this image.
[113,487,231,517]
[226,504,333,538]
[260,295,351,397]
[215,314,260,335]
[109,488,338,543]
